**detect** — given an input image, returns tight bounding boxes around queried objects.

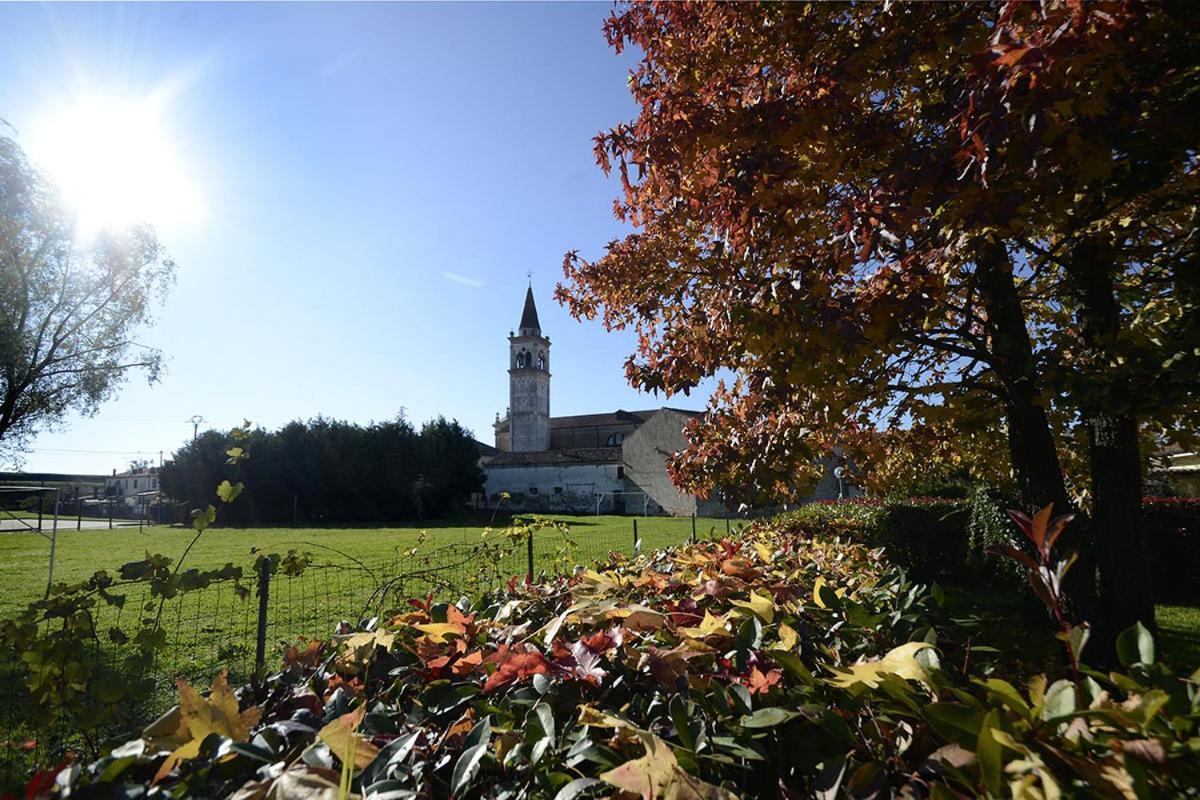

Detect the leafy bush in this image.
[1144,498,1200,602]
[789,495,1199,601]
[32,521,1200,799]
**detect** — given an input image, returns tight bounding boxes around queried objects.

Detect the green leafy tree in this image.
[559,2,1199,653]
[0,133,174,461]
[419,416,487,516]
[160,415,484,523]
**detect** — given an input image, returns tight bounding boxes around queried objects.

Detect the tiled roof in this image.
[475,440,502,457]
[494,408,704,434]
[486,447,624,466]
[548,407,703,430]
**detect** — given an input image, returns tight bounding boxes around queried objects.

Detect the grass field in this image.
[0,512,739,695]
[0,513,736,620]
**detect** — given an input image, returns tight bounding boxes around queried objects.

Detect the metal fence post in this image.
[691,513,697,544]
[255,559,271,672]
[633,518,639,553]
[526,530,534,584]
[725,515,730,536]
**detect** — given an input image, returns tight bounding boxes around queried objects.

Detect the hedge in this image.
[21,522,1200,799]
[780,496,1200,601]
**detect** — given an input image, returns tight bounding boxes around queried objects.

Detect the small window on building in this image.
[529,487,539,495]
[553,486,563,494]
[616,466,625,479]
[133,479,139,489]
[605,432,624,446]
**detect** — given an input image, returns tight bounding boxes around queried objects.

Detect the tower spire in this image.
[518,284,541,335]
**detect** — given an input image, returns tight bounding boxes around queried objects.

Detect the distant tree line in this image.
[159,416,484,524]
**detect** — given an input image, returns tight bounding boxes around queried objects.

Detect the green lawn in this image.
[0,513,736,618]
[0,514,739,692]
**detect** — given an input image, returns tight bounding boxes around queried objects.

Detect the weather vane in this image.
[527,270,533,285]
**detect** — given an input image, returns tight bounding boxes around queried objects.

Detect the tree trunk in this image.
[1067,238,1156,638]
[1088,414,1154,635]
[974,239,1110,650]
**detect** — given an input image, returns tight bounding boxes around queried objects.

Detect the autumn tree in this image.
[559,2,1199,651]
[0,133,174,461]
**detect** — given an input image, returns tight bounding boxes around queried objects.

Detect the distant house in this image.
[106,466,161,508]
[1153,446,1200,497]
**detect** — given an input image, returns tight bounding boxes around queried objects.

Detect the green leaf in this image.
[740,707,800,729]
[735,615,761,651]
[976,710,1003,796]
[553,778,604,800]
[216,480,244,504]
[974,678,1031,719]
[922,703,983,747]
[1116,622,1155,667]
[451,742,487,796]
[192,504,216,533]
[669,696,695,751]
[1042,680,1077,721]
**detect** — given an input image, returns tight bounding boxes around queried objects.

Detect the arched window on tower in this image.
[537,351,546,370]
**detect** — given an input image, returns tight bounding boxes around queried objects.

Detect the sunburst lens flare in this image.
[27,94,203,237]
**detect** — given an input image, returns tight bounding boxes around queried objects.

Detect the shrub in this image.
[1144,497,1200,602]
[791,495,1199,601]
[36,522,1200,799]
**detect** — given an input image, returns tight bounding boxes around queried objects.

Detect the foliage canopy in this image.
[0,134,174,462]
[558,2,1200,502]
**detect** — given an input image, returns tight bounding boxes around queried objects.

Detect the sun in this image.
[27,94,203,236]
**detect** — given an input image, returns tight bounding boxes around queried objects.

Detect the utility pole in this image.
[189,415,205,442]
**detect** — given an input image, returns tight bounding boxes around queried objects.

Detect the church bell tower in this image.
[507,285,550,451]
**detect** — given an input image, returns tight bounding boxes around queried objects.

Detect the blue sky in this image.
[0,2,713,475]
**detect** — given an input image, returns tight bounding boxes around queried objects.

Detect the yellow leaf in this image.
[316,705,380,770]
[678,611,730,640]
[412,622,465,642]
[827,641,936,689]
[774,623,800,652]
[752,541,773,563]
[812,576,829,608]
[729,591,775,624]
[579,705,642,732]
[605,605,667,632]
[811,577,845,609]
[335,629,396,673]
[153,671,263,783]
[600,733,739,800]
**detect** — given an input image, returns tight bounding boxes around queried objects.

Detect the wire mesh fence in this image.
[0,514,742,792]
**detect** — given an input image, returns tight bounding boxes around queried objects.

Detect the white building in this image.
[482,287,727,516]
[105,466,161,508]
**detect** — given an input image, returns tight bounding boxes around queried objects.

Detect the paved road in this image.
[0,517,141,532]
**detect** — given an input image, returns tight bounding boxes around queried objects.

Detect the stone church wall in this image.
[484,462,624,513]
[623,410,727,516]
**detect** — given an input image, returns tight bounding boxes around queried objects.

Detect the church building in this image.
[481,287,728,516]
